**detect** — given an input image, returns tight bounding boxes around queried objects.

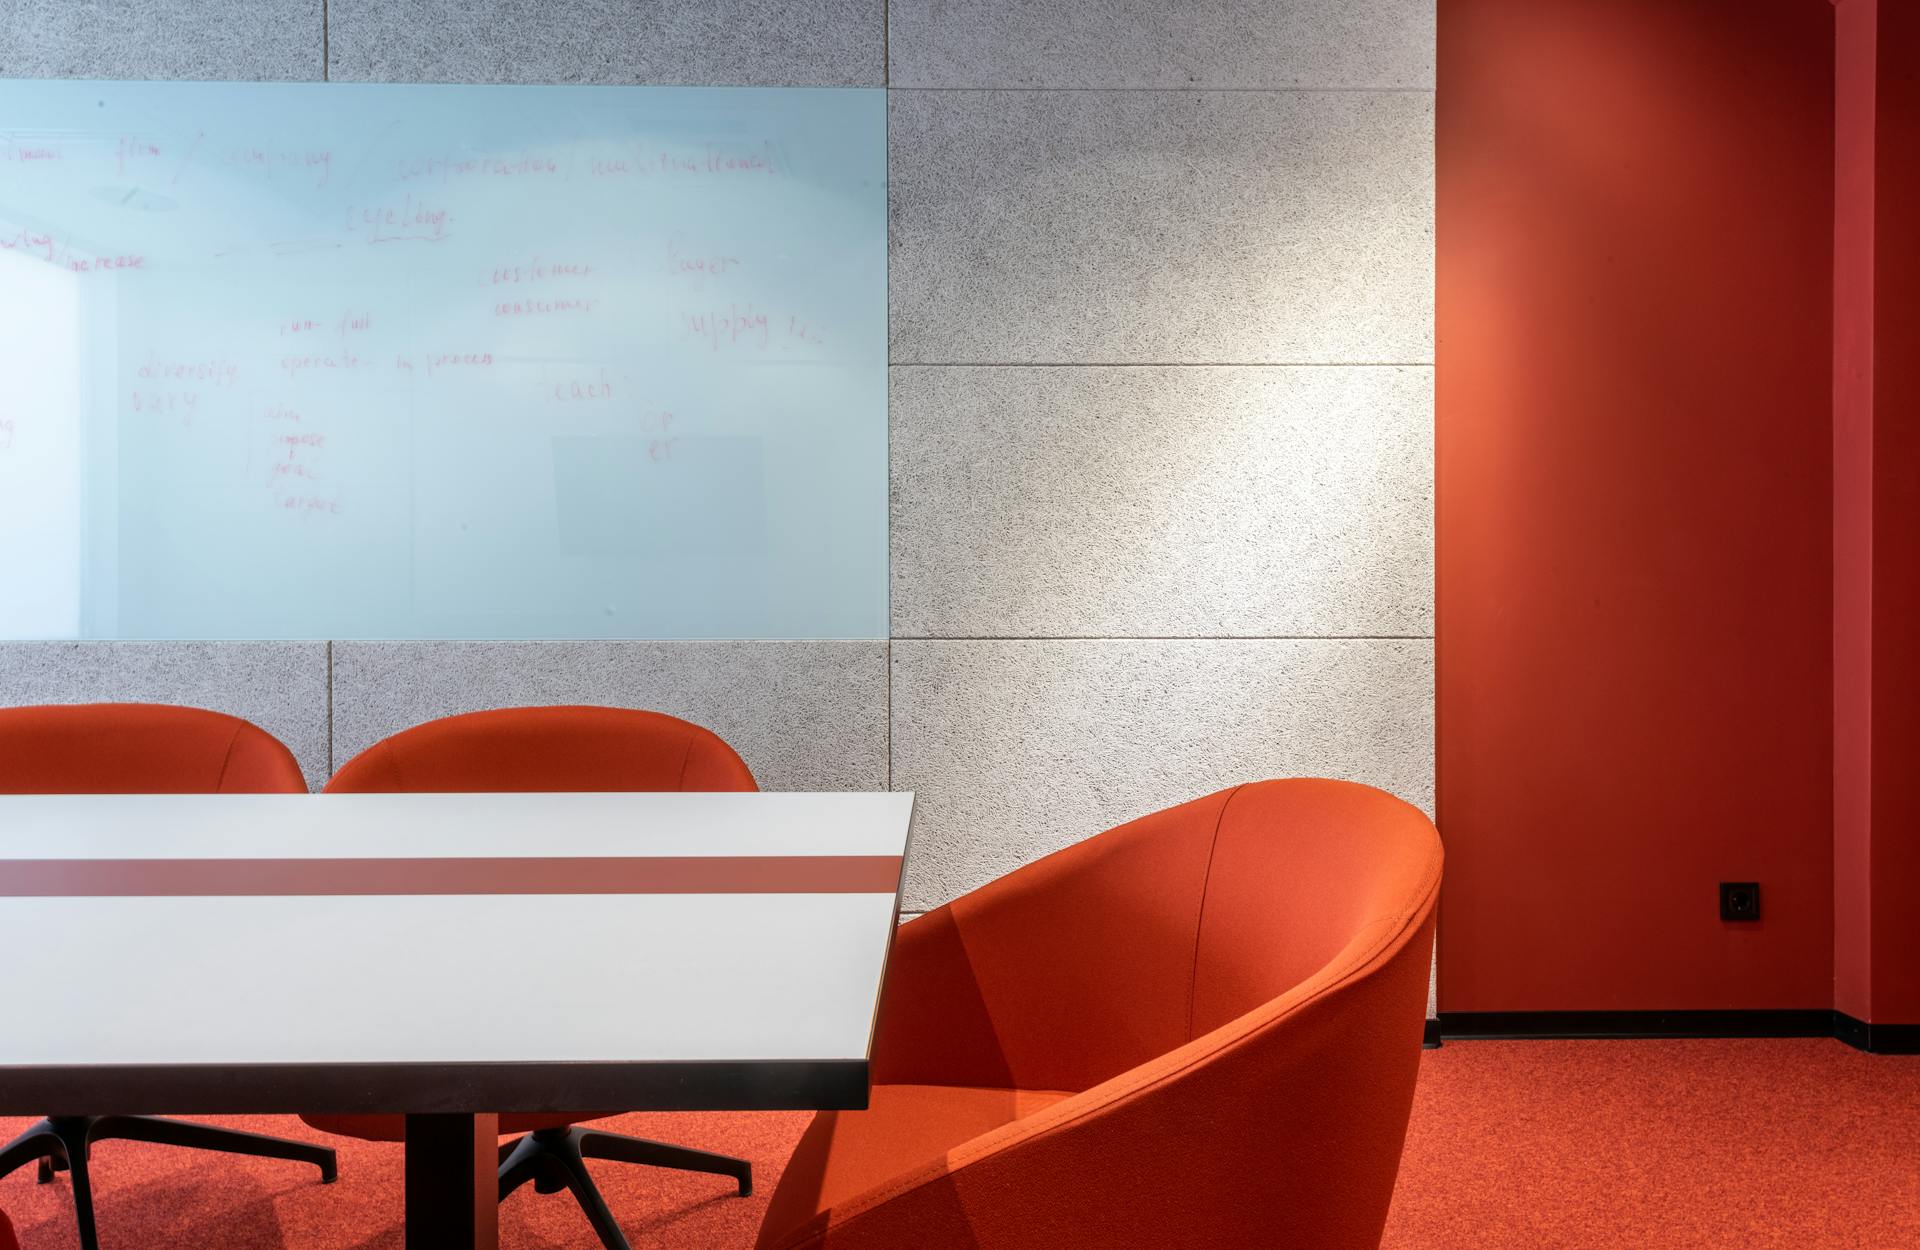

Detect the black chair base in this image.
[499,1125,752,1250]
[0,1114,337,1250]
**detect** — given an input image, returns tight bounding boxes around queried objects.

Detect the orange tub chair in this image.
[757,778,1442,1250]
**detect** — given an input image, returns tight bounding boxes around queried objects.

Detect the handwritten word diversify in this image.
[138,355,240,387]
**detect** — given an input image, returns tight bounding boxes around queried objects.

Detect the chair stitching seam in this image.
[1185,783,1244,1043]
[674,731,697,789]
[212,724,244,792]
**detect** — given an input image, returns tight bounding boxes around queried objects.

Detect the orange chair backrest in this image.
[325,705,757,794]
[774,779,1441,1250]
[1189,779,1439,1035]
[0,703,306,794]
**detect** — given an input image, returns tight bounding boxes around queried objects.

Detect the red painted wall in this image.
[1864,0,1920,1023]
[1436,0,1836,1011]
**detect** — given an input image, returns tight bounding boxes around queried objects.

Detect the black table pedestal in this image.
[405,1113,499,1250]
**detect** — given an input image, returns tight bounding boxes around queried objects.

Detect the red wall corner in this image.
[1832,0,1876,1022]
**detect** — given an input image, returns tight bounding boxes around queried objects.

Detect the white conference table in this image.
[0,791,915,1249]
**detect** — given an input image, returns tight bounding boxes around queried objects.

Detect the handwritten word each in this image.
[551,371,613,402]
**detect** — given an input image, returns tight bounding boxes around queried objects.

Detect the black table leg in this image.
[405,1113,499,1250]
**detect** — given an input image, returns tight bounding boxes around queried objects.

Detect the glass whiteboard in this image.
[0,80,885,640]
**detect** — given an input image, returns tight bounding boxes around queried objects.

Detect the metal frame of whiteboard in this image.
[0,80,887,641]
[0,791,914,1114]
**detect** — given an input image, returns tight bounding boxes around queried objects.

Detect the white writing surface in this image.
[0,80,886,639]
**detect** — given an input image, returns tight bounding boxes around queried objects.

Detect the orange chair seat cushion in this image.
[302,1112,614,1143]
[757,1084,1075,1248]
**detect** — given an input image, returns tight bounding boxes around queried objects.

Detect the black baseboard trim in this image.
[1833,1012,1920,1055]
[1423,1018,1441,1049]
[1435,1009,1920,1053]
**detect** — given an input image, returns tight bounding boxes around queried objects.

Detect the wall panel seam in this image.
[890,635,1435,642]
[885,362,1436,369]
[887,86,1435,94]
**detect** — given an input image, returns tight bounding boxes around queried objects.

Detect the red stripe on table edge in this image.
[0,856,904,896]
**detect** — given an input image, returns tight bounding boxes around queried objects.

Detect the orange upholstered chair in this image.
[0,704,337,1250]
[303,705,758,1250]
[756,778,1442,1250]
[0,1207,16,1250]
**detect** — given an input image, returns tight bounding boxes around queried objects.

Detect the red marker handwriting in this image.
[684,304,770,350]
[496,297,597,317]
[667,238,741,280]
[488,259,592,285]
[138,355,239,387]
[130,390,199,424]
[397,151,562,182]
[551,371,613,401]
[346,196,452,243]
[424,351,494,375]
[279,494,343,517]
[281,351,367,380]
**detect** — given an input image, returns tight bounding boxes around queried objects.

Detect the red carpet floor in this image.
[1,1039,1915,1248]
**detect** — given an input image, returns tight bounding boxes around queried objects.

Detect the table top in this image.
[0,791,913,1116]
